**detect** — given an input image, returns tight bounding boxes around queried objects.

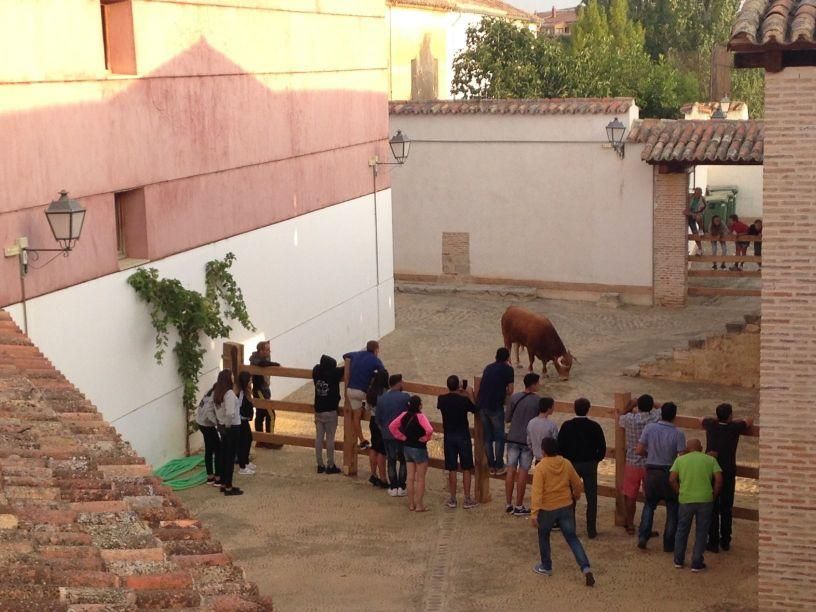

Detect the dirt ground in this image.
[178,291,760,611]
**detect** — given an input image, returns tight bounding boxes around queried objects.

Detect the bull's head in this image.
[554,352,574,381]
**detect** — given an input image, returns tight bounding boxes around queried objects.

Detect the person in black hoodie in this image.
[249,341,281,448]
[312,355,344,474]
[557,398,606,539]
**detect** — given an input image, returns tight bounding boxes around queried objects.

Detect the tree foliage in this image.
[128,253,255,446]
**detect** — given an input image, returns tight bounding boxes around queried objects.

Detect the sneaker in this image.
[533,564,552,576]
[369,475,380,486]
[489,468,497,476]
[505,504,514,514]
[585,571,595,587]
[720,264,727,270]
[325,465,341,475]
[712,263,718,270]
[691,563,707,573]
[446,496,458,509]
[637,539,647,550]
[721,542,731,552]
[223,487,244,496]
[247,462,257,470]
[238,467,255,475]
[359,440,370,450]
[317,465,326,474]
[706,544,720,554]
[396,488,407,497]
[387,488,399,497]
[495,467,507,476]
[463,497,478,509]
[513,506,531,517]
[674,562,684,569]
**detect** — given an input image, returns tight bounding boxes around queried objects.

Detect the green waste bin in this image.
[703,196,729,232]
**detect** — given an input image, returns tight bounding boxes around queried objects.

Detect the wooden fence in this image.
[223,341,759,523]
[687,233,761,297]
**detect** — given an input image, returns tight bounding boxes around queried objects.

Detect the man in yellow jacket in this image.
[530,436,595,586]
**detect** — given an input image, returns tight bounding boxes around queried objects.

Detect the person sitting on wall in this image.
[343,341,385,451]
[249,340,281,449]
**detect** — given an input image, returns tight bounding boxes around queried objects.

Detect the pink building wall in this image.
[0,0,391,305]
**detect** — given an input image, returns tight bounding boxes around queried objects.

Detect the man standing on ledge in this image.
[343,340,385,450]
[477,347,515,476]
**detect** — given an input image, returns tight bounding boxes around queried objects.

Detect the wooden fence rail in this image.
[223,342,759,523]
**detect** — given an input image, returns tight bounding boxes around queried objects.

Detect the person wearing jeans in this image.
[530,437,595,587]
[312,355,344,475]
[636,403,686,551]
[376,375,410,495]
[670,439,723,571]
[212,369,243,496]
[477,348,514,475]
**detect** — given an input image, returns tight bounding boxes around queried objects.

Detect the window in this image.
[114,188,148,265]
[100,1,137,75]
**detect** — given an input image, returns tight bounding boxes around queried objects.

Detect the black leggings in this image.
[254,388,272,433]
[238,419,253,468]
[200,426,220,479]
[219,426,240,488]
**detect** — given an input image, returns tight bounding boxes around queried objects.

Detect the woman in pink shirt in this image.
[389,395,435,512]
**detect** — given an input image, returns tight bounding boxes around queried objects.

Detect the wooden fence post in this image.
[613,392,631,527]
[342,358,357,477]
[473,376,491,504]
[222,341,244,381]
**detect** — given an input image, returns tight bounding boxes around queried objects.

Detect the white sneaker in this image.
[397,488,407,497]
[387,488,399,497]
[238,467,255,475]
[247,462,257,470]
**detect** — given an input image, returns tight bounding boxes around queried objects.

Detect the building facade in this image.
[731,2,816,607]
[0,0,394,466]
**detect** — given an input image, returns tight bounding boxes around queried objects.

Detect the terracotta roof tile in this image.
[0,310,272,611]
[679,101,747,116]
[388,0,538,21]
[627,119,764,165]
[730,0,816,50]
[389,97,634,115]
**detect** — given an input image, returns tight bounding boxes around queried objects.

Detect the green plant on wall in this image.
[128,252,255,452]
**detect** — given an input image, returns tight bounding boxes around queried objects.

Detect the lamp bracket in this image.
[4,236,28,258]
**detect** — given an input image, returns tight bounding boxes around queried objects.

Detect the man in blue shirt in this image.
[376,374,410,496]
[635,402,686,552]
[343,341,385,450]
[477,347,515,475]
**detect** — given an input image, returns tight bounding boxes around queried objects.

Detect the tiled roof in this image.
[537,7,579,26]
[388,0,538,22]
[679,101,747,116]
[627,119,764,165]
[389,97,635,115]
[730,0,816,51]
[0,311,271,611]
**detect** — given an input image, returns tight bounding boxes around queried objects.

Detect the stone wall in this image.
[759,66,816,610]
[631,314,759,388]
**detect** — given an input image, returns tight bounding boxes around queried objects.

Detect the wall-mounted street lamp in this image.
[369,130,412,176]
[4,191,86,333]
[5,191,86,276]
[605,118,626,159]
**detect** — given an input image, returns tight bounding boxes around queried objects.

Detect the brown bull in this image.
[500,306,574,380]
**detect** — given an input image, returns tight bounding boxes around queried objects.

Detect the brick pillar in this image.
[759,66,816,610]
[652,168,688,306]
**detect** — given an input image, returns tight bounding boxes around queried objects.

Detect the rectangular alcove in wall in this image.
[114,187,148,266]
[442,232,470,277]
[101,0,137,75]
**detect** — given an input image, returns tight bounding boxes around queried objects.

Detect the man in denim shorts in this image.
[505,373,542,516]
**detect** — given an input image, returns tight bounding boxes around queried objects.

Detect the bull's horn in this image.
[556,356,566,368]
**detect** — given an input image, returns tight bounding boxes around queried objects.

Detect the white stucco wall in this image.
[703,165,764,220]
[6,191,394,467]
[389,111,654,295]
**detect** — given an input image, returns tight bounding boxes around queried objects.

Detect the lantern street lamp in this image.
[4,191,86,276]
[369,130,412,175]
[605,117,626,159]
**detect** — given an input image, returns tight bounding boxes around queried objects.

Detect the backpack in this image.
[195,392,218,427]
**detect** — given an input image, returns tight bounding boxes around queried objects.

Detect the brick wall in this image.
[759,66,816,610]
[441,232,470,277]
[652,169,688,306]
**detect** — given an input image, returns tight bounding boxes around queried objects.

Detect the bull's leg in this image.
[528,352,535,373]
[541,361,548,378]
[514,343,524,369]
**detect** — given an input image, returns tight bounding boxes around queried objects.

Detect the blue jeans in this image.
[674,502,713,568]
[384,439,406,489]
[479,410,505,469]
[536,505,591,573]
[638,467,678,551]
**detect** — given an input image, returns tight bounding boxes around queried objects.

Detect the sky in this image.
[510,0,581,13]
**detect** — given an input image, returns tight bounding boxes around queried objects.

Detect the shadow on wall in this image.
[0,38,391,306]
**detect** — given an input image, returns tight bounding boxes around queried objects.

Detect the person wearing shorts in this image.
[504,373,542,517]
[617,394,661,534]
[343,341,385,450]
[437,375,478,509]
[389,396,434,512]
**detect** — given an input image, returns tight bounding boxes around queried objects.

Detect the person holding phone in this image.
[437,375,478,509]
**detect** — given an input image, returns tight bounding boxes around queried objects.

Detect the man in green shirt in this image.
[669,439,722,572]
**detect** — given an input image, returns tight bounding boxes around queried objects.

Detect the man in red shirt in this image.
[728,215,750,270]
